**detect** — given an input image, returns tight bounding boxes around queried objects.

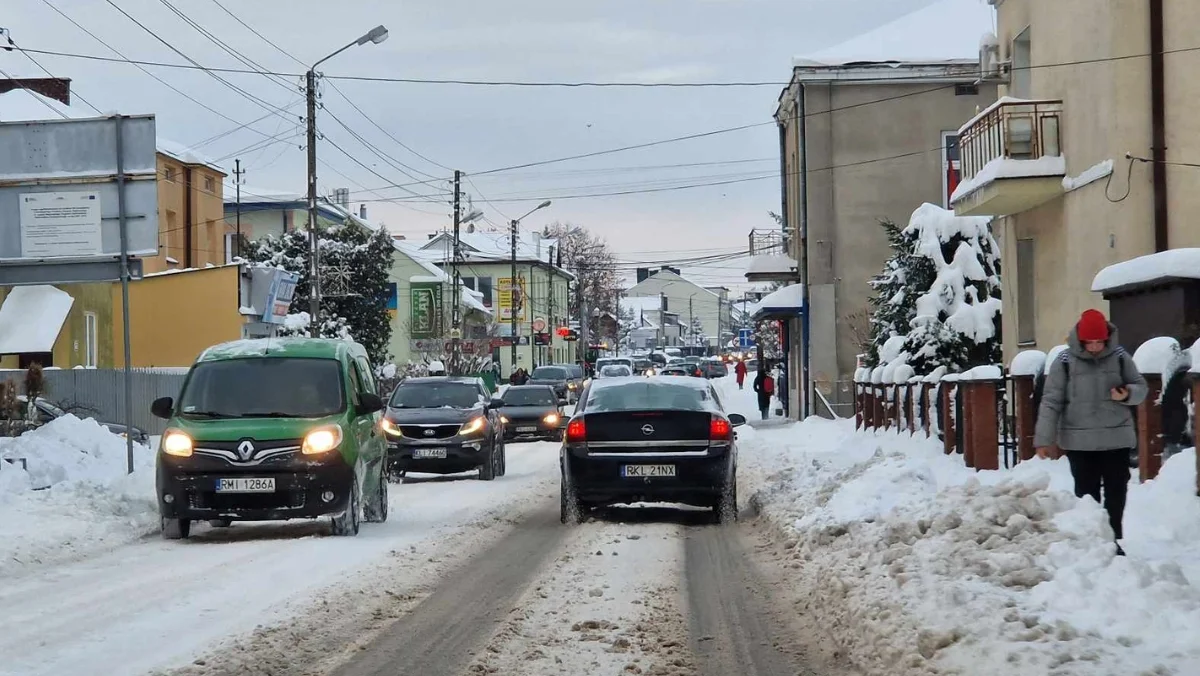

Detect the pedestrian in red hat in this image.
[1035,309,1147,556]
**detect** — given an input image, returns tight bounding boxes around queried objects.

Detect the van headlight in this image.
[161,429,193,457]
[460,416,486,436]
[303,425,343,455]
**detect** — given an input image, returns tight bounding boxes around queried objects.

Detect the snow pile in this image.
[951,155,1066,203]
[1191,338,1200,374]
[959,364,1002,380]
[1010,349,1048,377]
[1133,336,1190,381]
[1062,159,1114,192]
[0,415,156,574]
[1092,248,1200,293]
[741,418,1200,675]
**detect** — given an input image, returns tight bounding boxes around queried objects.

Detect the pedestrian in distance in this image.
[1035,309,1147,556]
[776,364,788,415]
[735,359,747,390]
[752,367,775,421]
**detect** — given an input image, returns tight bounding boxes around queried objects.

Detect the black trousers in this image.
[1065,449,1131,540]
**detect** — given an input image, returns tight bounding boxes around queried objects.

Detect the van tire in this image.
[364,470,389,523]
[162,516,190,540]
[331,481,361,536]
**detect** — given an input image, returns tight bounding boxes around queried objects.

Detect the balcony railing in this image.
[748,228,787,257]
[959,98,1063,183]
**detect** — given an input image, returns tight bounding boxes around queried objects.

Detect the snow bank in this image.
[742,419,1200,675]
[1133,336,1190,381]
[1092,248,1200,293]
[1010,349,1047,377]
[1062,159,1114,192]
[0,416,156,574]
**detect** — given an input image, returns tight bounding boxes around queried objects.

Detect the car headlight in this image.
[302,425,343,455]
[543,413,560,426]
[460,416,486,436]
[500,415,510,424]
[161,429,193,457]
[567,382,577,390]
[380,418,403,437]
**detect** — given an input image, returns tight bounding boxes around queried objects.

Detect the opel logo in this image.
[237,440,255,461]
[641,424,655,436]
[424,429,436,436]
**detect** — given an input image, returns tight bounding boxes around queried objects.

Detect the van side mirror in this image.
[151,397,174,420]
[357,392,384,415]
[728,413,747,427]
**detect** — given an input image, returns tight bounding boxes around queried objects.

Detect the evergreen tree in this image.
[864,219,936,366]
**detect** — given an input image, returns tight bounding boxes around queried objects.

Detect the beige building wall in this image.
[989,0,1200,363]
[145,153,230,274]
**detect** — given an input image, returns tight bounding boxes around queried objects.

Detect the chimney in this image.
[531,231,542,257]
[664,266,680,277]
[334,188,349,207]
[636,267,650,284]
[359,203,367,219]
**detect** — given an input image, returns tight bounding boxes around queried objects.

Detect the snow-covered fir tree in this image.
[244,220,395,365]
[864,219,935,366]
[900,204,1001,374]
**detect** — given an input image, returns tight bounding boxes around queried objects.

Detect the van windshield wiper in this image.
[181,410,235,419]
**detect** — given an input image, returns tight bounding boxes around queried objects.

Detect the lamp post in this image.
[306,24,388,335]
[509,200,552,371]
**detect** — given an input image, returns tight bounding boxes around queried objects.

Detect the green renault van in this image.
[152,337,388,539]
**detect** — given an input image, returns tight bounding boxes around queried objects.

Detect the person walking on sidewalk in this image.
[1035,309,1147,555]
[735,359,747,390]
[752,367,775,420]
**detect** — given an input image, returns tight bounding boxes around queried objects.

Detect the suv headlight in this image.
[161,429,193,457]
[460,416,486,436]
[303,425,343,455]
[543,413,560,426]
[380,418,403,437]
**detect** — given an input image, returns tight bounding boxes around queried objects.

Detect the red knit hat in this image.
[1076,309,1110,342]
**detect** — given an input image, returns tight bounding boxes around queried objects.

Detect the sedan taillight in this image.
[565,418,586,443]
[709,416,732,440]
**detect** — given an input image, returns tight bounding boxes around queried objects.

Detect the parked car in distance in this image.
[559,377,745,523]
[595,357,635,374]
[499,385,564,442]
[658,365,690,377]
[19,394,150,444]
[633,358,654,375]
[151,337,389,540]
[528,365,580,404]
[597,364,633,378]
[701,359,728,379]
[382,376,506,481]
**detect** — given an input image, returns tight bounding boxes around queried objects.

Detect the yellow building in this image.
[147,144,231,274]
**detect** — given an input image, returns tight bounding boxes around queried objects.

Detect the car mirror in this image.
[489,397,505,410]
[728,413,747,427]
[150,397,174,420]
[357,392,384,415]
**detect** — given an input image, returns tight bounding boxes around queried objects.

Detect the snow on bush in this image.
[742,419,1200,675]
[1009,349,1047,377]
[1191,338,1200,375]
[0,415,156,574]
[1133,336,1190,381]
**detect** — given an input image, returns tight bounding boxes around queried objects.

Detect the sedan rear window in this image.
[584,382,711,413]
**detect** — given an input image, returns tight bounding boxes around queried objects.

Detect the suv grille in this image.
[400,424,460,439]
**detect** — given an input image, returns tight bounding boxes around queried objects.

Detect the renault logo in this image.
[641,424,655,436]
[236,440,255,461]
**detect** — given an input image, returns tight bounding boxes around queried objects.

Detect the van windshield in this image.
[178,357,345,419]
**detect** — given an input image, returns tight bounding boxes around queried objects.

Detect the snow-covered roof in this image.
[746,254,798,277]
[628,269,720,299]
[1091,248,1200,293]
[795,0,994,66]
[0,285,75,354]
[155,137,224,174]
[421,230,561,263]
[230,186,309,204]
[750,284,805,316]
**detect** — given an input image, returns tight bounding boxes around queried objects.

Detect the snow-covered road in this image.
[0,441,561,676]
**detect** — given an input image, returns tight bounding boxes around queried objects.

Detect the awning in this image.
[0,285,75,354]
[750,284,805,321]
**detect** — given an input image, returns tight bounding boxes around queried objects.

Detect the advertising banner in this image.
[410,282,443,338]
[497,276,527,323]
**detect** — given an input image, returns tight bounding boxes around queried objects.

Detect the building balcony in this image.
[745,229,798,282]
[951,98,1066,217]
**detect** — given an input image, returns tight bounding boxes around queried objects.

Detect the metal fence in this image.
[0,368,188,435]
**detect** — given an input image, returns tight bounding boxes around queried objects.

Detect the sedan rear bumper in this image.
[563,447,733,507]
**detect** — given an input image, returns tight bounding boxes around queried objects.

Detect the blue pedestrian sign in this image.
[738,328,755,348]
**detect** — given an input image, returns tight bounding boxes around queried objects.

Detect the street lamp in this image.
[510,200,552,369]
[306,25,389,335]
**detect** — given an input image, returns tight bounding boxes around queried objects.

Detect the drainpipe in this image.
[777,121,788,230]
[1150,0,1169,252]
[183,166,194,267]
[796,83,812,419]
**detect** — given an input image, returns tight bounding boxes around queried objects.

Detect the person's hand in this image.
[1035,446,1057,459]
[1111,386,1129,402]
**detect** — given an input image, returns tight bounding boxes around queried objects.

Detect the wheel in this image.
[208,518,232,528]
[559,469,586,524]
[714,479,738,524]
[364,468,389,523]
[478,445,497,481]
[330,480,361,536]
[498,438,507,477]
[162,516,190,540]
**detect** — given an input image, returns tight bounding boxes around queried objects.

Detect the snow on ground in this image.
[466,521,691,676]
[0,441,561,676]
[715,369,1200,675]
[0,415,157,575]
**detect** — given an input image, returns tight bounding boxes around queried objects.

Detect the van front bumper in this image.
[156,454,354,521]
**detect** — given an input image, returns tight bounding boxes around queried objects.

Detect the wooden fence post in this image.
[921,382,933,438]
[906,383,916,434]
[961,379,1000,470]
[941,382,956,455]
[1011,375,1036,462]
[874,384,886,431]
[855,381,864,429]
[892,384,903,430]
[1137,374,1164,482]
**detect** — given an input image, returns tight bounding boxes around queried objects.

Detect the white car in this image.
[597,364,633,378]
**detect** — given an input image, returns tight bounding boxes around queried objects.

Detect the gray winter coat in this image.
[1033,324,1148,451]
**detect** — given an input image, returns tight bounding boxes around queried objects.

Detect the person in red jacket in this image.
[734,359,747,389]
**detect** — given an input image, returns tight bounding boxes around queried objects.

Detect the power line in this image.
[8,36,103,115]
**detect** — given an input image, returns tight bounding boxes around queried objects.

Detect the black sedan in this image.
[559,377,746,524]
[381,377,507,481]
[499,385,564,442]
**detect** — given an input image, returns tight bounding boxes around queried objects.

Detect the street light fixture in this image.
[510,200,553,368]
[306,25,389,335]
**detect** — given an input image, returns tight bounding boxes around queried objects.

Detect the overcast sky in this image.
[3,0,966,291]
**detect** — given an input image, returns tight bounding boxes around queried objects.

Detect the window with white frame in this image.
[224,232,235,263]
[84,312,98,367]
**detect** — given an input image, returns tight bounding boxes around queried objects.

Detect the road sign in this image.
[738,328,755,348]
[532,317,546,332]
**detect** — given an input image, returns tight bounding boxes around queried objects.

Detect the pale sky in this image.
[1,0,981,291]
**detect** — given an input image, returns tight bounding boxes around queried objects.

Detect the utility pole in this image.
[510,217,518,371]
[546,245,554,365]
[688,295,694,349]
[578,281,589,370]
[305,69,320,336]
[233,159,244,259]
[451,170,462,375]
